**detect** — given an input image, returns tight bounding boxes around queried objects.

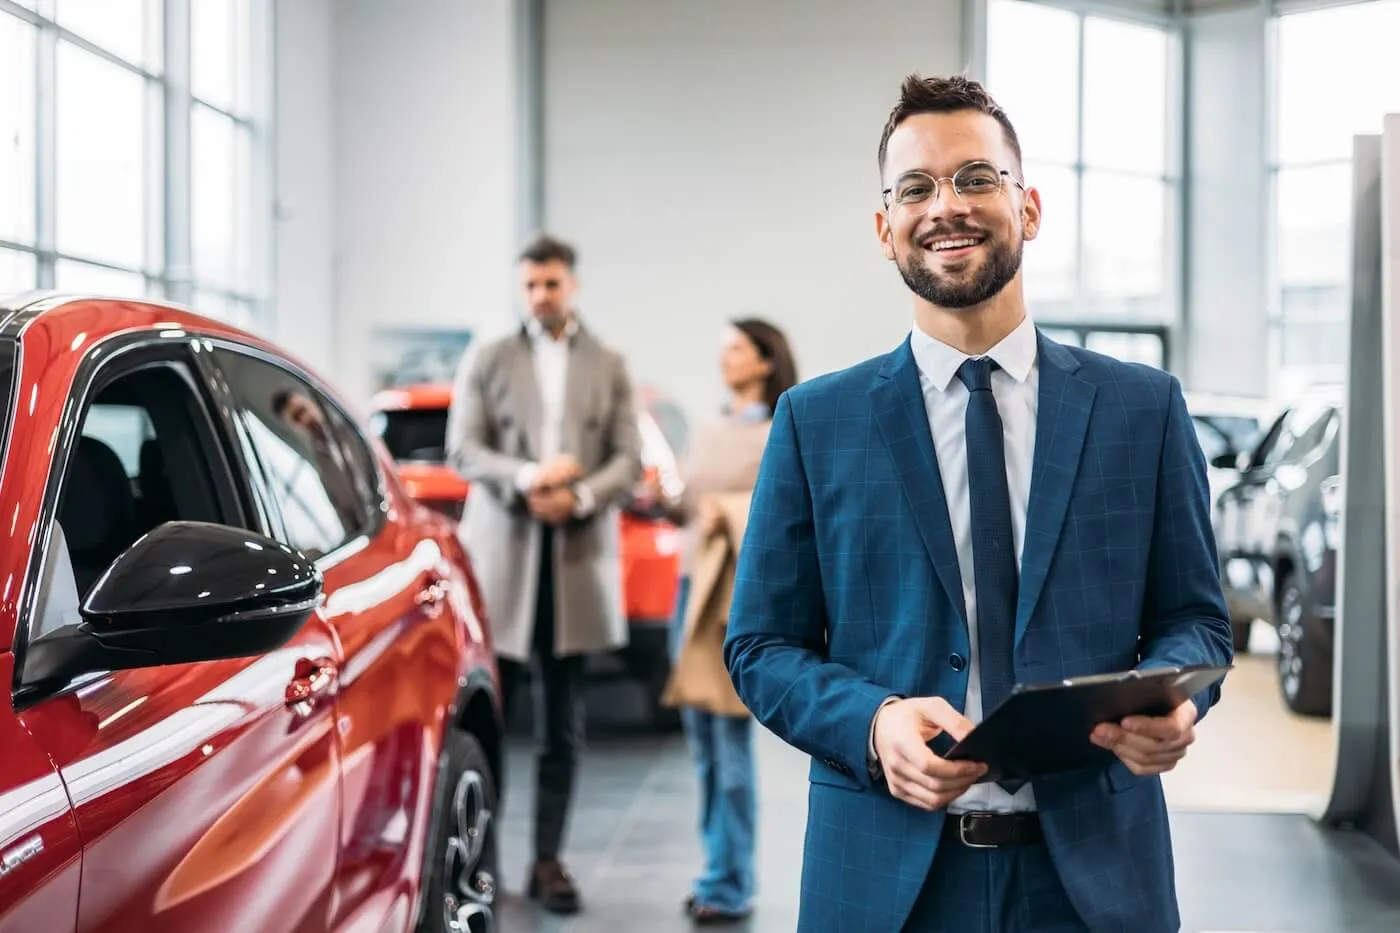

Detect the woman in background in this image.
[648,318,798,925]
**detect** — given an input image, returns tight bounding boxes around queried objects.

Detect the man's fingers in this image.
[910,697,976,743]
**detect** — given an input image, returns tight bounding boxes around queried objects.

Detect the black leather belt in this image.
[942,811,1043,849]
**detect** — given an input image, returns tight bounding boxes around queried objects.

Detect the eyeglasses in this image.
[882,161,1025,209]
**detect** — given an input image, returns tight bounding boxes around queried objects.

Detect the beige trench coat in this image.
[444,323,643,662]
[662,491,753,718]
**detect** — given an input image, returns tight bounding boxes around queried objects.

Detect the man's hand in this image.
[1091,698,1197,776]
[696,496,725,537]
[873,697,988,811]
[534,454,583,491]
[527,485,578,526]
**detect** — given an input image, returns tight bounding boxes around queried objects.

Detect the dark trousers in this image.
[901,831,1087,932]
[498,526,585,863]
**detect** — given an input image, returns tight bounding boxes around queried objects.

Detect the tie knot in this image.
[957,357,998,392]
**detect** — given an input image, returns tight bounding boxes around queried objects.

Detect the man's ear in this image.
[875,209,896,261]
[1021,185,1043,242]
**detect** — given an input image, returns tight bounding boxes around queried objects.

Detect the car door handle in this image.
[285,656,338,713]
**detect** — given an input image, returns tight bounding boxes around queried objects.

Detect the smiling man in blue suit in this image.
[724,75,1234,933]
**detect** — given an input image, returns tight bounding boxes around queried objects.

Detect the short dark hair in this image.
[732,318,799,415]
[518,232,577,269]
[877,73,1023,178]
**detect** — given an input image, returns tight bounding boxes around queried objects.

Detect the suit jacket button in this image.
[949,653,967,672]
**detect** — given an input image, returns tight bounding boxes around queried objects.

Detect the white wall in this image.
[273,0,337,380]
[543,0,967,419]
[274,0,526,408]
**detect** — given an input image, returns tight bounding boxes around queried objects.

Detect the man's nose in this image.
[922,181,972,224]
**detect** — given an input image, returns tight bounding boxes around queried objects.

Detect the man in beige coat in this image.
[445,233,643,914]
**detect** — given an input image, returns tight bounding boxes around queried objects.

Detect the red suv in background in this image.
[370,383,685,729]
[0,295,501,933]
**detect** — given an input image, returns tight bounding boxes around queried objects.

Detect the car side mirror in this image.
[24,521,323,688]
[1209,452,1240,471]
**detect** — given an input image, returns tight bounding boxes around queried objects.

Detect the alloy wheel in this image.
[1277,585,1304,704]
[443,769,495,933]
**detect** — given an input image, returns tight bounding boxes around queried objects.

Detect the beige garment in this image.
[659,415,770,716]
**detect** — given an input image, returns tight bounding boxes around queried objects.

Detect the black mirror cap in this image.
[79,521,323,661]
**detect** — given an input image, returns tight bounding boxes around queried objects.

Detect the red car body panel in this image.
[0,298,499,933]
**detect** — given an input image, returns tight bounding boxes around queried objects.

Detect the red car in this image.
[0,294,502,933]
[368,383,685,729]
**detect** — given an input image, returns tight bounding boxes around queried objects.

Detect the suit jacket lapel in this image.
[1016,332,1095,645]
[872,338,968,628]
[509,328,546,459]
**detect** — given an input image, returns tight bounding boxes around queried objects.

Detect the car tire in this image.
[1231,620,1251,654]
[1276,578,1331,718]
[418,731,499,933]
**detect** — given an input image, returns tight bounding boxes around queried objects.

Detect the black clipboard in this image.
[930,664,1231,783]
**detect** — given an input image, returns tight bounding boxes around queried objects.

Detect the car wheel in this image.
[1276,579,1331,717]
[419,731,498,933]
[1231,620,1251,654]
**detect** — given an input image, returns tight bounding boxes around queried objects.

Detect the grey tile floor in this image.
[492,686,1400,933]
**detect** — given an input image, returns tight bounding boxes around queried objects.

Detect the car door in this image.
[207,344,464,932]
[10,335,343,933]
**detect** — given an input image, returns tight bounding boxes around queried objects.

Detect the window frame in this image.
[0,0,274,326]
[983,0,1184,336]
[202,339,389,568]
[11,332,252,707]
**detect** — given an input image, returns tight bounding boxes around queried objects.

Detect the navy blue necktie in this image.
[957,357,1023,793]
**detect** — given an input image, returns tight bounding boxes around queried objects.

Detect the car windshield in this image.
[373,408,449,463]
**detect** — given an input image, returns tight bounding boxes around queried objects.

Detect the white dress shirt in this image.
[513,316,595,516]
[912,314,1040,814]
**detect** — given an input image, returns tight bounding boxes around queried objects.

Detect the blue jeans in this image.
[670,576,757,913]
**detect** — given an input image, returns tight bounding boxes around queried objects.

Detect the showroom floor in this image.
[494,641,1400,932]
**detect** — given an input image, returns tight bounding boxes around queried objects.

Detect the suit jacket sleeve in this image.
[445,343,530,507]
[1136,375,1236,721]
[724,393,894,788]
[578,352,644,511]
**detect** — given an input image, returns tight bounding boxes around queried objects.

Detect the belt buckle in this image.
[957,812,1000,849]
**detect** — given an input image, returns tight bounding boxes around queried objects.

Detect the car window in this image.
[371,407,449,462]
[32,363,233,641]
[215,349,374,560]
[1277,406,1337,466]
[1191,417,1231,462]
[1263,404,1334,468]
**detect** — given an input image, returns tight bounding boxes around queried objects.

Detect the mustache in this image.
[918,226,987,248]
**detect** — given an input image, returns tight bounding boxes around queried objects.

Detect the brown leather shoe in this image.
[527,859,582,915]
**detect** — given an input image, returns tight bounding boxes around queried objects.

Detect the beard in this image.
[896,234,1023,309]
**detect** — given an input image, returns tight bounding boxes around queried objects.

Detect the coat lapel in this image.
[1015,332,1095,645]
[872,338,968,628]
[509,328,545,459]
[562,324,597,455]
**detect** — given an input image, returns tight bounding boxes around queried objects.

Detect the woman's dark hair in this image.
[731,317,798,415]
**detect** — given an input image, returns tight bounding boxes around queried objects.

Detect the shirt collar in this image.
[909,315,1037,392]
[525,314,579,342]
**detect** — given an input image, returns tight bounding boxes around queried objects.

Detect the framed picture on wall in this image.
[368,326,474,390]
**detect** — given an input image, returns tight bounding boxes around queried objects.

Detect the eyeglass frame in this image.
[881,160,1026,210]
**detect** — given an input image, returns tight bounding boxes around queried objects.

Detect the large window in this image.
[0,0,271,323]
[1270,0,1400,394]
[986,0,1179,330]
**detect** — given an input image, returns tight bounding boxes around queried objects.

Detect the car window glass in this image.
[1263,404,1329,468]
[33,363,229,641]
[1191,417,1230,462]
[370,407,448,463]
[1278,407,1336,465]
[215,350,369,560]
[1250,412,1289,467]
[323,399,383,509]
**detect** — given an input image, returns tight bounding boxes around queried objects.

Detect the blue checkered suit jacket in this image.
[724,330,1234,933]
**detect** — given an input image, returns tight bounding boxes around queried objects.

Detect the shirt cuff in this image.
[514,462,540,493]
[572,482,596,518]
[868,695,901,761]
